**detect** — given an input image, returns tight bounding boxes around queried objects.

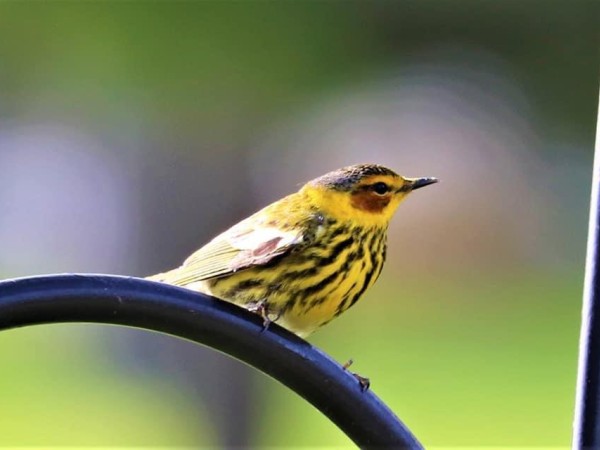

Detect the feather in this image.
[164,222,307,285]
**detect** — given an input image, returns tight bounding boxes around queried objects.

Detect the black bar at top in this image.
[0,273,423,450]
[573,91,600,449]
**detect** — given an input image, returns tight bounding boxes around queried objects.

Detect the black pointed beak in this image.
[402,177,438,192]
[411,177,438,190]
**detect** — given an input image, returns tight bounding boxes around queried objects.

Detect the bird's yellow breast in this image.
[197,222,387,337]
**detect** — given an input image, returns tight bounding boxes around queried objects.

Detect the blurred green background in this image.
[0,1,598,448]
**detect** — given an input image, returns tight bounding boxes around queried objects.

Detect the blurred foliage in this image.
[0,3,381,138]
[0,1,596,136]
[0,325,215,446]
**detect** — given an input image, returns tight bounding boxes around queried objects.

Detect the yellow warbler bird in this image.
[148,163,437,338]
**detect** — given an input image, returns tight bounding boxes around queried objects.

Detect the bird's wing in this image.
[164,222,307,285]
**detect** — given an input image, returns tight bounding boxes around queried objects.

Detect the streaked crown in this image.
[310,164,399,191]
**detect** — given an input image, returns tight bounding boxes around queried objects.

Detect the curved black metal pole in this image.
[573,91,600,449]
[0,274,422,449]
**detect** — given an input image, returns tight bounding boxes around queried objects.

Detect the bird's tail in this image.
[146,269,178,284]
[146,268,206,293]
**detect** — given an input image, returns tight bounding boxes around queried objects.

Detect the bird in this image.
[148,163,437,339]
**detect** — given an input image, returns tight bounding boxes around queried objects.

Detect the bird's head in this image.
[302,163,438,227]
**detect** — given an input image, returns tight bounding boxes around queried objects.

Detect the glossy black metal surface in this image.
[0,273,422,449]
[573,93,600,449]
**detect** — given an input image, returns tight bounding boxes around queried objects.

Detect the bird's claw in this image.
[247,300,280,333]
[342,358,370,392]
[353,373,371,391]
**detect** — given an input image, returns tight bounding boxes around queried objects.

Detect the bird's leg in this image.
[342,359,371,392]
[247,300,280,332]
[247,299,270,329]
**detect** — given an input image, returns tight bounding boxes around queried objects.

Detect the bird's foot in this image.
[342,359,371,392]
[247,300,280,332]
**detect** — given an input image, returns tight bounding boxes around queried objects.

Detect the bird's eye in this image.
[372,182,390,195]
